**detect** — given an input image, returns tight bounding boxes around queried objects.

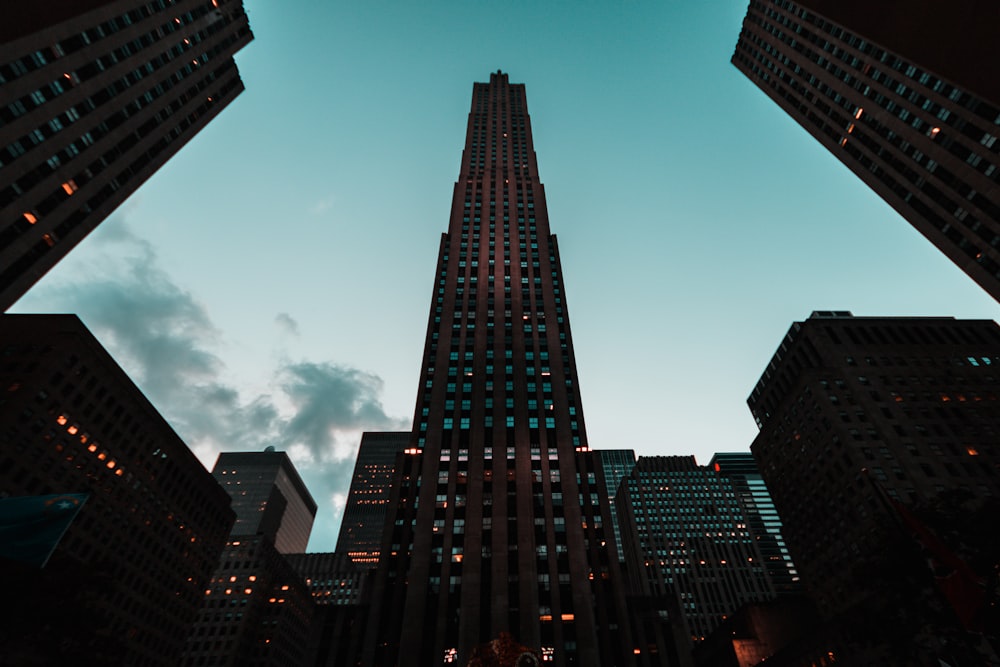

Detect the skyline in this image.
[10,0,999,551]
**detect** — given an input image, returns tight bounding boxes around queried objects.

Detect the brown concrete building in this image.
[748,311,1000,664]
[0,313,235,665]
[361,72,644,667]
[732,0,1000,300]
[0,0,252,310]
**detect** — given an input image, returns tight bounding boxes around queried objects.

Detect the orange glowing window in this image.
[854,108,863,119]
[244,588,252,594]
[967,447,979,456]
[56,415,68,425]
[106,460,116,469]
[87,444,97,452]
[280,585,289,591]
[560,614,574,621]
[633,649,642,655]
[930,127,941,137]
[42,233,56,247]
[229,576,237,582]
[67,425,78,435]
[249,575,257,582]
[839,137,848,147]
[61,180,78,195]
[23,212,37,224]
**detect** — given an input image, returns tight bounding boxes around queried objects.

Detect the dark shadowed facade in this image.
[0,0,252,310]
[732,0,1000,300]
[748,311,1000,664]
[361,72,645,667]
[0,313,235,665]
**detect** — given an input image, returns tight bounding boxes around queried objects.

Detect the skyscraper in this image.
[213,449,318,554]
[708,453,799,596]
[363,72,640,667]
[597,449,637,563]
[748,311,1000,663]
[335,431,409,564]
[0,0,253,310]
[732,0,1000,300]
[616,456,777,649]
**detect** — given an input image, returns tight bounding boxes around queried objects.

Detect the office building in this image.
[748,311,1000,663]
[362,72,644,666]
[335,431,409,564]
[213,448,317,554]
[708,453,799,596]
[617,456,777,651]
[0,313,234,665]
[286,551,371,667]
[732,0,1000,300]
[184,449,318,666]
[597,449,637,563]
[180,535,315,667]
[0,0,253,310]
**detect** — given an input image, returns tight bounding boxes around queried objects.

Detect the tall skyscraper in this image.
[335,431,409,564]
[616,456,778,650]
[0,0,253,310]
[732,0,1000,300]
[363,72,641,667]
[0,313,235,665]
[213,449,318,554]
[748,311,1000,663]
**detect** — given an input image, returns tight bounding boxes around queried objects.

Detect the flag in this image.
[0,493,89,567]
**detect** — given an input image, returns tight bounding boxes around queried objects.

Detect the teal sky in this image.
[12,0,999,551]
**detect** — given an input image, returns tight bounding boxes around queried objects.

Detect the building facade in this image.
[708,453,800,597]
[597,449,637,563]
[0,313,235,665]
[180,535,315,667]
[0,0,252,310]
[362,72,642,667]
[748,311,1000,663]
[732,0,1000,300]
[213,449,317,554]
[183,449,319,666]
[617,456,778,652]
[335,431,409,565]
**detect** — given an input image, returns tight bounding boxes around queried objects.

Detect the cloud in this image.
[274,312,300,336]
[14,221,406,551]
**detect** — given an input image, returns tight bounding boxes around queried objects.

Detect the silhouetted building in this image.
[362,72,646,667]
[732,0,1000,300]
[287,552,371,667]
[181,535,314,667]
[709,453,800,596]
[336,431,409,564]
[184,450,319,666]
[213,449,317,554]
[618,456,778,655]
[0,0,253,310]
[748,311,1000,664]
[0,313,234,665]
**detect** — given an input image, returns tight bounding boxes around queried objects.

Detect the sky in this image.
[11,0,1000,552]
